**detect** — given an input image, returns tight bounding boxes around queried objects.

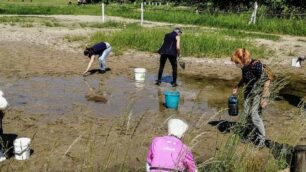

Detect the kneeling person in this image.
[146,118,197,172]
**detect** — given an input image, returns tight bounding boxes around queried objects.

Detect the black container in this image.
[228,95,238,116]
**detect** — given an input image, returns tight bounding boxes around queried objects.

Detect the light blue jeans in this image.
[98,45,112,71]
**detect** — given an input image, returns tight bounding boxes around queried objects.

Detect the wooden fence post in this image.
[291,145,306,172]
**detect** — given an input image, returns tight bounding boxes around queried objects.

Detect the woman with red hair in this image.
[231,48,273,147]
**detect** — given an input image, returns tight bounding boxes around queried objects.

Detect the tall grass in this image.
[79,21,125,28]
[89,25,271,58]
[0,3,100,15]
[0,3,306,36]
[204,76,300,172]
[105,4,306,36]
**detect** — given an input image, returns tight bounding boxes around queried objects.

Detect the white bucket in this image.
[134,68,146,82]
[14,138,31,160]
[292,58,301,67]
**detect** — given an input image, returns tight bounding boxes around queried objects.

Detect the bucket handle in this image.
[14,146,30,156]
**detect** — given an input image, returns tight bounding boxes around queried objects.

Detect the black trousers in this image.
[0,111,3,136]
[157,54,177,83]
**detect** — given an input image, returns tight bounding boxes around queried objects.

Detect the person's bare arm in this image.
[83,55,95,75]
[233,78,244,95]
[176,35,181,57]
[261,80,271,108]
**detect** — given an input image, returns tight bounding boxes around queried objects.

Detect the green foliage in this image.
[79,21,125,28]
[89,25,271,58]
[0,3,305,36]
[219,30,280,41]
[64,35,88,42]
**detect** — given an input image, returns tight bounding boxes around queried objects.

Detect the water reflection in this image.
[0,73,302,116]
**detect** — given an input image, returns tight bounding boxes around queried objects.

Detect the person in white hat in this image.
[0,90,8,162]
[146,118,198,172]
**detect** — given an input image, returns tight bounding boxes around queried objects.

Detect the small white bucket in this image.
[292,58,301,67]
[134,68,146,82]
[14,138,31,160]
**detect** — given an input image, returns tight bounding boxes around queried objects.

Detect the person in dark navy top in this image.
[83,42,112,75]
[156,28,182,87]
[231,48,273,148]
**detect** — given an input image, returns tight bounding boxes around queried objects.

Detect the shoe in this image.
[155,81,161,86]
[99,70,106,74]
[171,82,178,87]
[254,137,266,149]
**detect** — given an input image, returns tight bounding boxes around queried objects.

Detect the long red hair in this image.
[231,48,251,65]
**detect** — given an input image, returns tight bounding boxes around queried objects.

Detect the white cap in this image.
[168,118,189,138]
[0,96,8,110]
[0,90,3,97]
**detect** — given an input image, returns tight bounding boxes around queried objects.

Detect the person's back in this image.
[92,42,107,56]
[158,31,178,57]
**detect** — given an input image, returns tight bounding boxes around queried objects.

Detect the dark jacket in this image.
[242,59,269,98]
[158,32,178,57]
[92,42,108,56]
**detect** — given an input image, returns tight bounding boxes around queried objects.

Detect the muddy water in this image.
[0,73,302,117]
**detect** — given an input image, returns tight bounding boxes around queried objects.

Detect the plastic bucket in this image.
[164,91,180,109]
[134,68,146,82]
[14,138,31,160]
[292,58,301,67]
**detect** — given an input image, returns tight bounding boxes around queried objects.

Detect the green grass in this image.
[89,25,272,58]
[0,3,100,15]
[0,16,64,27]
[0,3,306,36]
[64,35,87,42]
[43,20,62,27]
[0,16,34,23]
[219,30,281,41]
[79,21,125,28]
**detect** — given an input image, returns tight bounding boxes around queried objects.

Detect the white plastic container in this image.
[134,68,146,82]
[292,58,301,67]
[14,138,31,160]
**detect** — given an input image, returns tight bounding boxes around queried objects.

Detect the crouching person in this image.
[0,90,8,162]
[146,118,198,172]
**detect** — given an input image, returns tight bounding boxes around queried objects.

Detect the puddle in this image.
[0,73,303,116]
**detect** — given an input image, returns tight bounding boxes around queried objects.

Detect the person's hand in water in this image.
[82,70,89,76]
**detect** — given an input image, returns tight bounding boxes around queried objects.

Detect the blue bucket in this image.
[164,91,180,109]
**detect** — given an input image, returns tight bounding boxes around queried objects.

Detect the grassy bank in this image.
[1,3,306,36]
[89,24,272,58]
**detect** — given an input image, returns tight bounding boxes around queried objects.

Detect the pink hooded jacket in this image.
[146,135,197,172]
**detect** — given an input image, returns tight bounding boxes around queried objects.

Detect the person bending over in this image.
[83,42,112,75]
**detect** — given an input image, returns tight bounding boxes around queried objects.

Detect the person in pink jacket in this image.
[146,118,198,172]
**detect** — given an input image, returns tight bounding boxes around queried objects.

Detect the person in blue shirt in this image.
[83,42,112,75]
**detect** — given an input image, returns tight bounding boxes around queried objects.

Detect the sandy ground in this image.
[0,15,305,171]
